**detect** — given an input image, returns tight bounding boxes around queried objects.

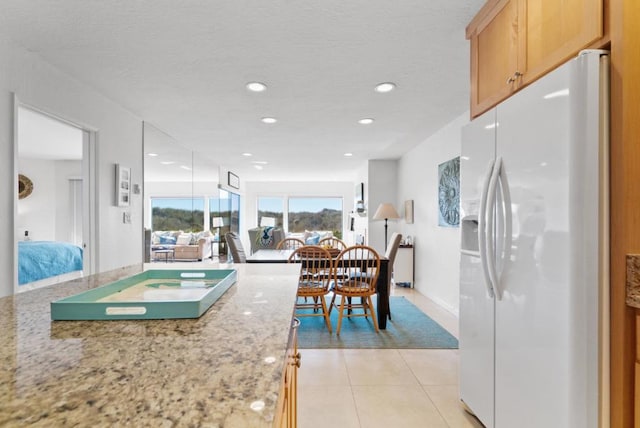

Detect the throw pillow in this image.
[176,234,192,246]
[305,234,320,245]
[151,233,161,245]
[159,235,177,245]
[258,226,275,247]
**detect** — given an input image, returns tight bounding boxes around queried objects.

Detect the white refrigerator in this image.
[459,50,609,428]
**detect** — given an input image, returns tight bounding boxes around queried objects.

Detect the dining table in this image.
[247,248,391,329]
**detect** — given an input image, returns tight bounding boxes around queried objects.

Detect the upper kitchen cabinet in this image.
[467,0,606,118]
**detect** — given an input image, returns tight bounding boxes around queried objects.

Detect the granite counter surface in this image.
[0,263,300,427]
[626,255,640,308]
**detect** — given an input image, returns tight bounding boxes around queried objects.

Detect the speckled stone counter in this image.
[626,255,640,308]
[0,263,300,427]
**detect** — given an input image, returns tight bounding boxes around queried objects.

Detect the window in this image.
[288,197,343,237]
[151,198,204,231]
[258,197,284,228]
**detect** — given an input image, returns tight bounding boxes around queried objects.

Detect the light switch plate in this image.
[123,212,131,224]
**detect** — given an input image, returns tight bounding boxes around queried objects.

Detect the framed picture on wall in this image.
[405,200,414,224]
[115,164,131,207]
[228,171,240,189]
[437,156,460,227]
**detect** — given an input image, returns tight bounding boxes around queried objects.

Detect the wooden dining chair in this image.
[276,237,305,250]
[329,245,380,334]
[288,245,334,332]
[318,236,347,251]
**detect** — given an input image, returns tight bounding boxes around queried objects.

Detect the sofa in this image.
[150,230,214,261]
[287,230,334,245]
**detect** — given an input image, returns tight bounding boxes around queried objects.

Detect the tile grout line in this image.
[419,384,454,428]
[343,349,364,428]
[398,349,459,427]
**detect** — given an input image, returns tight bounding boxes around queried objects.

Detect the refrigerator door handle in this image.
[478,159,496,299]
[494,160,513,301]
[485,156,502,297]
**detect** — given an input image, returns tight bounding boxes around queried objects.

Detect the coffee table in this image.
[153,248,175,263]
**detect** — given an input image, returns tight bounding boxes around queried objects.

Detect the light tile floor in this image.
[297,285,484,428]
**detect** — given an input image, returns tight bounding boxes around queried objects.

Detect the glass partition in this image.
[143,123,223,261]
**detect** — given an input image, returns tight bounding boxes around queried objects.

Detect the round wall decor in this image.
[18,174,33,199]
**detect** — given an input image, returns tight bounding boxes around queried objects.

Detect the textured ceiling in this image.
[2,0,484,182]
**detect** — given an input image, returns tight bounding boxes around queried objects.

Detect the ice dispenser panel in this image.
[461,215,479,253]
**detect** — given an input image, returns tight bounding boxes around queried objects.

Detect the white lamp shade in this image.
[373,203,400,221]
[211,217,224,228]
[260,216,276,227]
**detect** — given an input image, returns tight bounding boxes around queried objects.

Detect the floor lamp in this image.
[373,203,400,251]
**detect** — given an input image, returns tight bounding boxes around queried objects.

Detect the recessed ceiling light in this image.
[242,152,253,157]
[160,161,175,165]
[147,153,158,157]
[358,118,374,125]
[261,117,277,124]
[180,165,192,170]
[254,165,264,170]
[252,161,268,165]
[344,153,353,157]
[374,82,396,93]
[246,82,267,92]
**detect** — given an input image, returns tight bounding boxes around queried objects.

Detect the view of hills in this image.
[152,207,341,237]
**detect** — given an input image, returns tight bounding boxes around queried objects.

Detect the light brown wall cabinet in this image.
[467,0,605,118]
[275,318,300,428]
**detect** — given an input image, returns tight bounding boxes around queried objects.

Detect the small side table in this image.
[394,244,414,287]
[153,249,175,263]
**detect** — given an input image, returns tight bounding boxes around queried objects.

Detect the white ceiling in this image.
[2,0,484,182]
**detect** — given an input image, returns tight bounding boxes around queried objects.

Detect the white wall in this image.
[16,159,56,241]
[350,162,369,245]
[16,158,81,242]
[397,112,468,314]
[367,160,399,255]
[0,39,143,297]
[244,181,356,251]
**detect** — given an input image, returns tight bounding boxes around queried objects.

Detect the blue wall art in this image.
[438,156,460,227]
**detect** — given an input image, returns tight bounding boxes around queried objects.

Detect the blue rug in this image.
[297,296,459,349]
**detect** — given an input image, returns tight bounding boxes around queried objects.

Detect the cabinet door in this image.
[470,0,521,118]
[523,0,603,84]
[275,319,300,428]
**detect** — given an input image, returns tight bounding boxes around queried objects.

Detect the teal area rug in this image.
[297,296,459,349]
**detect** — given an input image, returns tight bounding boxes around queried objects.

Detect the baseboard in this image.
[430,296,459,317]
[413,286,459,317]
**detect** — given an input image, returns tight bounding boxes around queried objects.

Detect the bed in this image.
[18,241,83,285]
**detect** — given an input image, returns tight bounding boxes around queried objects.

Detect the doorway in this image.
[14,101,96,293]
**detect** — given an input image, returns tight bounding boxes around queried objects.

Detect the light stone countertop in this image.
[0,262,300,427]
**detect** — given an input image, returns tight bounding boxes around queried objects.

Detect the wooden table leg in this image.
[377,259,389,329]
